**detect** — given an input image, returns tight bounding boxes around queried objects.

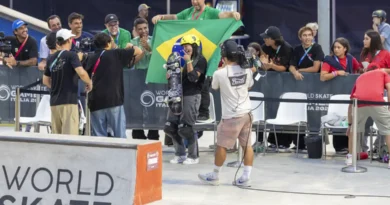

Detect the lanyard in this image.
[49,50,65,72]
[113,30,120,45]
[192,6,205,20]
[298,45,313,66]
[14,35,29,58]
[92,50,106,76]
[272,46,281,61]
[334,56,348,68]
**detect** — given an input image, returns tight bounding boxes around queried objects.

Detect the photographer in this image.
[198,40,254,187]
[86,33,142,138]
[42,29,92,135]
[3,19,38,68]
[164,34,207,165]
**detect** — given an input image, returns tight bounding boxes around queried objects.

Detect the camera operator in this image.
[3,19,38,69]
[85,33,142,138]
[43,29,92,135]
[198,40,254,187]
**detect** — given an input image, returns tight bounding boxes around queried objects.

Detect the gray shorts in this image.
[353,106,390,135]
[167,94,201,126]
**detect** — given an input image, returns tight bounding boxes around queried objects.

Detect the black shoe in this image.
[197,115,210,122]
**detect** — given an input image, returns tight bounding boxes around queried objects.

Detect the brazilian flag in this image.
[146,19,243,84]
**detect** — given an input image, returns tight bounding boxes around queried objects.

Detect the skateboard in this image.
[163,52,183,115]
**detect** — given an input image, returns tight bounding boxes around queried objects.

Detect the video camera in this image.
[0,32,12,57]
[237,45,261,69]
[75,37,94,66]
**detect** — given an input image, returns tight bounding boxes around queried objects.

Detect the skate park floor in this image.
[2,126,390,205]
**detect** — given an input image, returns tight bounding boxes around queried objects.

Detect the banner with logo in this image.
[146,19,244,84]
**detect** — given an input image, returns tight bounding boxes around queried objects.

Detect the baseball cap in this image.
[12,19,28,30]
[105,14,119,24]
[138,3,151,12]
[56,29,75,41]
[372,10,387,19]
[222,40,239,54]
[260,26,282,39]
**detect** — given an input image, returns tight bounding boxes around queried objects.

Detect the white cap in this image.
[56,29,76,41]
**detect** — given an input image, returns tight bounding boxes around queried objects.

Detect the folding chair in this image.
[249,92,265,153]
[195,92,217,146]
[16,95,51,133]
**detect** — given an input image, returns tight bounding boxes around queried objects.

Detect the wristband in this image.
[332,71,337,77]
[186,60,193,64]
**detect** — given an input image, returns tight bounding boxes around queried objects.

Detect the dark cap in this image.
[46,31,57,50]
[221,40,239,54]
[105,14,119,24]
[372,10,387,19]
[260,26,282,39]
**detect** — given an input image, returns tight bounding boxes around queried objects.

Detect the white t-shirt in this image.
[212,65,254,119]
[39,36,49,59]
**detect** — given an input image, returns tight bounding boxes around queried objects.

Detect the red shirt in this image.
[366,50,390,70]
[350,70,390,107]
[321,56,361,73]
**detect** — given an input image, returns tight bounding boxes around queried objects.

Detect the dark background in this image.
[1,0,390,57]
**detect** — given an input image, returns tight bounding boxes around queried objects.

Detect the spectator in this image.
[38,15,62,71]
[290,26,324,80]
[306,22,319,43]
[42,29,92,135]
[320,38,361,82]
[346,69,390,168]
[102,14,131,49]
[259,26,294,152]
[361,30,390,71]
[372,10,390,51]
[130,18,159,140]
[86,33,142,138]
[198,40,254,187]
[164,35,207,165]
[68,12,94,52]
[4,19,38,69]
[45,31,59,55]
[133,4,151,38]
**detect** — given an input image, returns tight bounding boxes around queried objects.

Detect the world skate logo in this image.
[140,90,169,108]
[229,74,247,87]
[0,84,11,101]
[140,90,155,107]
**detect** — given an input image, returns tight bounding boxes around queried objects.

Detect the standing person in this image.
[288,26,325,151]
[258,26,294,152]
[38,15,62,71]
[86,33,142,138]
[306,22,319,43]
[372,10,390,51]
[198,40,254,186]
[102,14,131,49]
[346,69,390,168]
[133,3,151,38]
[130,18,160,140]
[361,30,390,71]
[68,12,94,52]
[164,35,207,165]
[42,29,92,135]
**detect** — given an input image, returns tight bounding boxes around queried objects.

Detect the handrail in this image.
[0,5,50,34]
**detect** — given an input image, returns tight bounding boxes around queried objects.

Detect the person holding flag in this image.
[164,34,207,165]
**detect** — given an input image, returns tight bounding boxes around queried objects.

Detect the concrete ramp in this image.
[0,132,162,205]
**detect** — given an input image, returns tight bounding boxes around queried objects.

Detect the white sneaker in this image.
[345,154,352,166]
[388,161,390,169]
[183,158,199,165]
[170,156,186,164]
[232,176,251,187]
[198,172,219,186]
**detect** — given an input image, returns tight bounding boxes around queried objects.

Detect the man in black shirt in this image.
[259,26,294,151]
[3,19,38,68]
[43,29,92,135]
[289,26,325,80]
[164,34,207,165]
[86,33,142,138]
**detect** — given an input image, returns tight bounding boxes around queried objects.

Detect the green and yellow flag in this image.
[146,19,243,84]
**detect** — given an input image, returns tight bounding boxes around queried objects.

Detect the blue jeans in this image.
[91,105,126,138]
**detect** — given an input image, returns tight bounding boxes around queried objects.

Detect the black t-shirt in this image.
[86,48,134,112]
[261,41,293,72]
[290,43,324,71]
[182,55,207,96]
[44,50,82,106]
[8,35,38,61]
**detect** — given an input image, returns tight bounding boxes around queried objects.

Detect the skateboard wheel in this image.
[163,64,167,69]
[176,68,181,73]
[175,62,179,67]
[176,97,181,102]
[167,70,172,75]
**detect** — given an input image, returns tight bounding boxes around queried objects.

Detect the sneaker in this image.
[278,145,291,153]
[183,158,199,165]
[336,148,349,155]
[197,115,210,123]
[198,172,219,186]
[170,156,186,164]
[232,176,251,187]
[345,154,352,166]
